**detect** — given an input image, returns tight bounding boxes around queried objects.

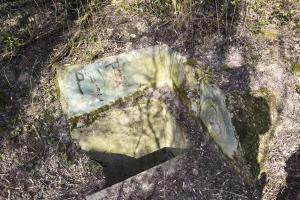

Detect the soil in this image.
[0,0,299,199]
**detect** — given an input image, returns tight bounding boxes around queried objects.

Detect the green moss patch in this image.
[290,63,300,76]
[261,30,279,40]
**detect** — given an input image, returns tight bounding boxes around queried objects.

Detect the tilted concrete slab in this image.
[72,99,189,159]
[57,45,184,118]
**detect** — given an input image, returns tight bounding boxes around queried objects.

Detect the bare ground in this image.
[0,0,299,199]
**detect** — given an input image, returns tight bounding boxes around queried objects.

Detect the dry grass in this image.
[0,0,299,199]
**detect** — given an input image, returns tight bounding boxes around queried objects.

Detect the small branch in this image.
[215,0,221,36]
[203,188,249,199]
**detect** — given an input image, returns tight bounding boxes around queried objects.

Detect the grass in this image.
[0,12,37,56]
[290,63,300,76]
[1,32,24,54]
[1,0,300,199]
[115,0,190,15]
[261,30,279,40]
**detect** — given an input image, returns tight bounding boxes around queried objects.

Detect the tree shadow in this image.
[276,148,300,200]
[220,64,275,200]
[130,2,273,180]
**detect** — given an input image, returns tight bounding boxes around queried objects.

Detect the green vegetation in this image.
[116,0,191,15]
[195,65,214,84]
[296,84,300,94]
[247,0,299,35]
[272,3,294,24]
[1,32,24,53]
[290,63,300,76]
[185,59,214,84]
[261,30,279,40]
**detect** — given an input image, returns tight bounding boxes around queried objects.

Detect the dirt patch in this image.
[1,0,300,199]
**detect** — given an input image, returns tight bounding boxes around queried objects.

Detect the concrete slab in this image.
[57,45,184,118]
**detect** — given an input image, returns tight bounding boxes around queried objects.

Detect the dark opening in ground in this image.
[88,147,185,187]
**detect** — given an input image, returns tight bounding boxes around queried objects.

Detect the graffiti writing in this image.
[75,58,128,98]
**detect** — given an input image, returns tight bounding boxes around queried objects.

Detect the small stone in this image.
[130,34,136,38]
[4,70,16,83]
[18,72,30,84]
[192,168,199,176]
[225,47,244,68]
[261,25,279,41]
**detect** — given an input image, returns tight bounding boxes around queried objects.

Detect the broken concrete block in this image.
[56,45,239,166]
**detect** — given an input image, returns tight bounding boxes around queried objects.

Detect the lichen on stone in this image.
[199,83,238,159]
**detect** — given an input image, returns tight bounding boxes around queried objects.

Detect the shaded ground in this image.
[277,149,300,200]
[87,148,254,200]
[0,1,106,199]
[0,0,300,199]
